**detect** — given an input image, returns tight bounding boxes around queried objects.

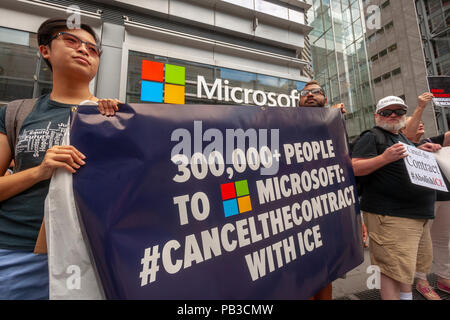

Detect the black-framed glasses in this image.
[300,89,324,96]
[50,32,102,57]
[378,109,407,117]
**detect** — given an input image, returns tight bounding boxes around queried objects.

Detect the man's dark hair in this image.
[37,18,99,71]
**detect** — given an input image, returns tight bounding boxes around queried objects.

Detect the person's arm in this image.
[0,133,86,202]
[417,142,441,153]
[352,143,408,176]
[331,103,346,114]
[404,92,433,141]
[444,131,450,147]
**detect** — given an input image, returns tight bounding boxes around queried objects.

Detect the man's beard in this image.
[376,117,407,133]
[300,98,325,108]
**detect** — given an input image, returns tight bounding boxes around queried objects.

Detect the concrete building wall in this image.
[363,0,439,137]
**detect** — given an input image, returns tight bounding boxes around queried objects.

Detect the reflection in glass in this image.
[0,78,34,102]
[219,68,256,89]
[323,9,332,31]
[0,27,29,46]
[258,74,279,90]
[353,19,363,40]
[296,82,306,91]
[351,0,361,21]
[0,28,40,102]
[309,0,375,137]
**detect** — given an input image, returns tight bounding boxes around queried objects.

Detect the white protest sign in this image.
[401,143,448,192]
[434,147,450,182]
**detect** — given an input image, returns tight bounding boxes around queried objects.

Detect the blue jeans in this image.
[0,248,49,300]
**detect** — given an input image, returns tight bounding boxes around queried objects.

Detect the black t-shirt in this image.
[0,95,73,250]
[427,134,445,146]
[421,134,450,201]
[352,127,435,219]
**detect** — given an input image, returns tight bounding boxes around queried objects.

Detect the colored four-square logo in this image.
[140,60,185,104]
[221,180,252,217]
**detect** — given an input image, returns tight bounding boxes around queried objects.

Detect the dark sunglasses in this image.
[300,89,324,96]
[378,109,407,117]
[49,32,102,57]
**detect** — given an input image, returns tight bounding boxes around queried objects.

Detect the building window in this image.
[382,72,391,80]
[376,28,384,36]
[392,67,401,76]
[371,54,379,62]
[384,21,394,30]
[388,43,397,52]
[381,0,390,9]
[374,76,382,84]
[0,27,51,103]
[379,49,388,57]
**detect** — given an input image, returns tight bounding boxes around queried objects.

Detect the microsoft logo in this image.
[221,180,252,218]
[140,60,185,104]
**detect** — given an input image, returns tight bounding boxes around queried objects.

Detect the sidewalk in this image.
[332,248,450,300]
[332,248,372,299]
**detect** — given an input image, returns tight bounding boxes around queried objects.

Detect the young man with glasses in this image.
[351,96,441,300]
[0,18,120,299]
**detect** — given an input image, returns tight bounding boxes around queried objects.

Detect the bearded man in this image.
[298,80,347,113]
[351,96,441,300]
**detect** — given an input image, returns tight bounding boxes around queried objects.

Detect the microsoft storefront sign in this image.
[139,59,300,107]
[196,76,300,108]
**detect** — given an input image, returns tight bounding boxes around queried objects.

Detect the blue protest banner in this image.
[71,104,363,299]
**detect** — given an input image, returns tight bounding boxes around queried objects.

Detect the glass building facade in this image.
[416,0,450,132]
[307,0,376,138]
[416,0,450,76]
[0,27,52,105]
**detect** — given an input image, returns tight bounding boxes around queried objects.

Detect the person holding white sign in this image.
[351,96,441,300]
[403,112,450,299]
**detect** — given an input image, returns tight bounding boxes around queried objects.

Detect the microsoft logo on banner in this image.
[221,180,252,218]
[140,60,185,104]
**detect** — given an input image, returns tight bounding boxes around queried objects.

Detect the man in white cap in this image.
[351,96,441,300]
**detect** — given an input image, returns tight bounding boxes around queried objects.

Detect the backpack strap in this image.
[5,98,37,160]
[369,126,388,155]
[351,126,388,157]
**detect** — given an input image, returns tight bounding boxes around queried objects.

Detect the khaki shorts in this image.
[363,212,432,285]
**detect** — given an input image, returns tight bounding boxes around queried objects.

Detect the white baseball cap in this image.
[375,96,408,113]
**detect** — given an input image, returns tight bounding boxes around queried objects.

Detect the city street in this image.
[333,248,450,300]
